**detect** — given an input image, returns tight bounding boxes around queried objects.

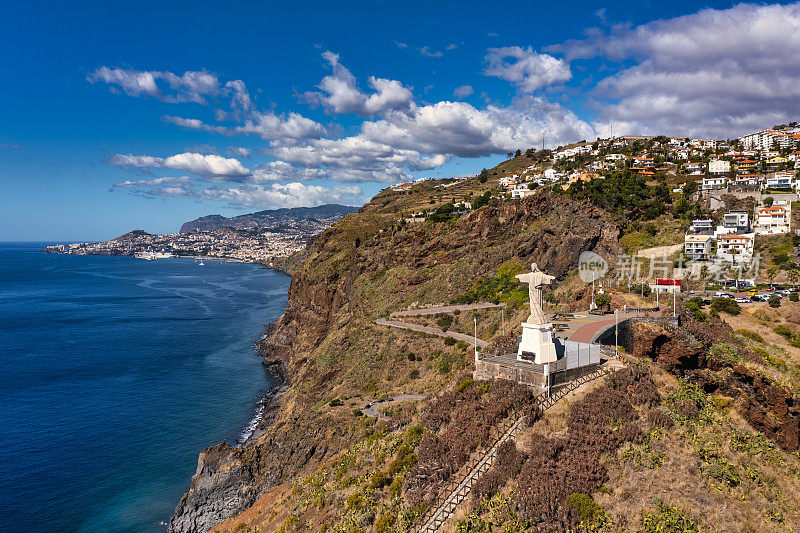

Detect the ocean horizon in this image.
[0,242,289,532]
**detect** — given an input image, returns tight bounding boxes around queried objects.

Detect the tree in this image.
[515,149,521,157]
[769,295,782,308]
[768,267,778,287]
[478,168,489,183]
[594,292,611,310]
[764,196,775,207]
[789,269,799,289]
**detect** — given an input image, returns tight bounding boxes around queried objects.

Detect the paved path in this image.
[390,302,504,318]
[554,310,663,343]
[363,394,427,419]
[375,319,488,348]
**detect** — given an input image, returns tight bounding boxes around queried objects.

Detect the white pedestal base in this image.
[517,322,558,364]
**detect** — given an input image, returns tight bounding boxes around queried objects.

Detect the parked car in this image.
[751,294,769,302]
[734,297,751,303]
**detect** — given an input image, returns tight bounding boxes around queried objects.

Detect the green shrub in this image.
[436,314,453,331]
[444,336,457,346]
[791,292,799,302]
[388,450,417,475]
[456,377,474,393]
[368,471,391,489]
[352,408,363,417]
[640,502,698,533]
[710,297,741,315]
[774,324,794,339]
[328,398,343,407]
[346,492,362,510]
[769,295,781,308]
[405,424,424,446]
[735,329,764,343]
[409,368,420,379]
[375,512,396,532]
[566,493,600,522]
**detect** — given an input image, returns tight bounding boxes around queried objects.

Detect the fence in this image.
[412,365,611,533]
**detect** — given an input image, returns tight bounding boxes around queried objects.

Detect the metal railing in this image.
[411,366,611,533]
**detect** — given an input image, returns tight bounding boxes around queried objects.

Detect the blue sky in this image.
[2,0,800,241]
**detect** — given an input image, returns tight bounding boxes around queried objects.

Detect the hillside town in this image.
[390,124,800,291]
[44,225,321,264]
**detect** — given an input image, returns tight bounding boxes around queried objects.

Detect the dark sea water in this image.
[0,243,290,532]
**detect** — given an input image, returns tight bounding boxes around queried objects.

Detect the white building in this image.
[684,234,715,260]
[510,186,536,199]
[708,159,730,174]
[716,233,755,262]
[763,173,794,190]
[755,203,791,234]
[701,176,729,190]
[543,168,559,181]
[690,219,714,233]
[721,211,751,233]
[739,129,797,151]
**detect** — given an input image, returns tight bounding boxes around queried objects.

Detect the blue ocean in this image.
[0,242,290,532]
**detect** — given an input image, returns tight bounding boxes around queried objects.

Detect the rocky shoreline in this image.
[168,321,291,533]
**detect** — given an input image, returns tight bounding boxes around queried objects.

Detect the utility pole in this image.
[514,368,518,421]
[614,308,619,358]
[673,288,677,317]
[474,317,478,359]
[501,304,506,337]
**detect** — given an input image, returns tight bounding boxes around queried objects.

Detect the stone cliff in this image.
[168,187,624,532]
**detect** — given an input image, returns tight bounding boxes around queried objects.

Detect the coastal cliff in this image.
[169,170,800,532]
[168,181,623,532]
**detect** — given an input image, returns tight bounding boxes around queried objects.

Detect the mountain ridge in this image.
[179,204,359,233]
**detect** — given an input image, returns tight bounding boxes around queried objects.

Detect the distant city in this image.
[44,207,355,265]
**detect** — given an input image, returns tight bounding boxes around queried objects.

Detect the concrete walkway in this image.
[554,310,661,343]
[375,318,488,348]
[390,302,504,318]
[363,394,427,420]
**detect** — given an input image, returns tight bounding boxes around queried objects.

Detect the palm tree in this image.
[768,267,778,288]
[790,268,800,290]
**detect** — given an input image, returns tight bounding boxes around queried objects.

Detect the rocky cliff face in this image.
[168,190,624,532]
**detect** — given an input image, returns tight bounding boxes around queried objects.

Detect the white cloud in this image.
[270,135,449,183]
[301,51,415,116]
[454,85,474,98]
[108,152,251,178]
[111,176,194,189]
[360,97,594,158]
[227,147,252,158]
[550,2,800,138]
[88,67,221,104]
[484,46,572,92]
[125,181,362,209]
[197,183,362,209]
[417,46,443,58]
[250,160,327,183]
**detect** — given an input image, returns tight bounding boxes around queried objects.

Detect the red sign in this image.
[654,278,681,286]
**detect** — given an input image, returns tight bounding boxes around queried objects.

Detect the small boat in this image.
[198,260,205,266]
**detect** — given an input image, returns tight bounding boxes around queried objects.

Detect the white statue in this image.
[516,263,554,324]
[516,263,558,365]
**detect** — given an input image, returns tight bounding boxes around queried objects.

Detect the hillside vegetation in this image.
[170,153,800,533]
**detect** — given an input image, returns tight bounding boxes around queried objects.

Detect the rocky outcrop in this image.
[621,307,800,452]
[169,444,259,533]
